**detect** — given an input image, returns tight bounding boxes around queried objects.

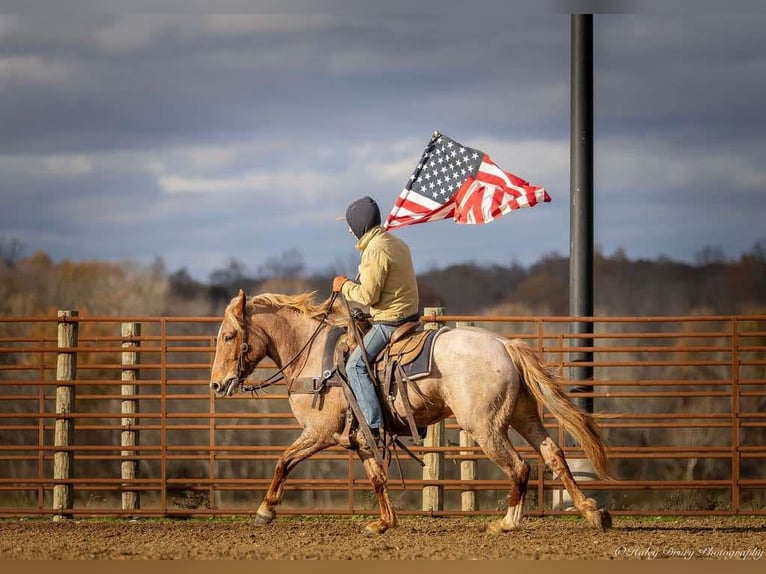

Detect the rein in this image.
[236,291,339,394]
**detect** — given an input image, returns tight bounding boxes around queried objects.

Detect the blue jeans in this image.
[346,323,396,431]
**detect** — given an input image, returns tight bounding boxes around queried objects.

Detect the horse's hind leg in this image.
[255,430,332,525]
[357,449,397,534]
[470,427,530,534]
[511,393,611,531]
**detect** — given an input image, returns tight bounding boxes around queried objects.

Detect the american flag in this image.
[384,131,550,229]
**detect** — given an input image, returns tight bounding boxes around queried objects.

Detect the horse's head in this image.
[209,289,268,398]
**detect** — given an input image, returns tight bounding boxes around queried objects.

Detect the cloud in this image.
[91,15,177,53]
[597,135,764,194]
[90,14,336,55]
[43,154,94,177]
[0,152,94,179]
[0,55,70,85]
[158,171,334,195]
[200,14,334,35]
[146,141,290,175]
[0,15,20,39]
[596,15,766,142]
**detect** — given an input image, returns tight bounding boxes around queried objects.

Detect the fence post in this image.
[455,320,477,512]
[121,322,141,513]
[53,310,78,521]
[422,307,444,513]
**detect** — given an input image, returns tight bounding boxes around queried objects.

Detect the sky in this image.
[1,6,765,281]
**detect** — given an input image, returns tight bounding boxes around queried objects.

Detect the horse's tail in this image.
[502,338,612,480]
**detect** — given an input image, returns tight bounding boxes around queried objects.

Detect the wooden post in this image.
[53,310,78,521]
[455,320,477,511]
[459,431,476,512]
[121,322,141,512]
[422,307,444,512]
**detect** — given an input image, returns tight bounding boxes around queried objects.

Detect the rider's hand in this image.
[332,275,348,293]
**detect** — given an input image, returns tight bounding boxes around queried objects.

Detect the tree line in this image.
[2,237,765,318]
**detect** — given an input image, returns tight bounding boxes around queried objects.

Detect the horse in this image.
[209,289,613,534]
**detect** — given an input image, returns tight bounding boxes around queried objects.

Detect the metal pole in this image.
[570,14,594,414]
[559,13,605,511]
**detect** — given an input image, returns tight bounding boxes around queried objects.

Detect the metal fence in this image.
[0,312,764,518]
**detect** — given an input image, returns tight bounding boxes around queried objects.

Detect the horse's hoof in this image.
[254,510,275,526]
[486,519,515,535]
[364,520,390,535]
[586,508,612,532]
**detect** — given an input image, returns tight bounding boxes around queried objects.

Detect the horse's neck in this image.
[257,310,321,378]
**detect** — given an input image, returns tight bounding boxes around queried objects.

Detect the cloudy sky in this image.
[1,8,765,280]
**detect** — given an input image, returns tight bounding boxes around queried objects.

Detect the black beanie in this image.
[345,196,381,239]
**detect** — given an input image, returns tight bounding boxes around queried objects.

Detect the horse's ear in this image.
[234,289,247,319]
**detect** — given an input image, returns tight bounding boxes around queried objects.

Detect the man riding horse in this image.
[332,196,420,450]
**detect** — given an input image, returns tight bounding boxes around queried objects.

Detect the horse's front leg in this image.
[255,430,332,525]
[357,449,397,534]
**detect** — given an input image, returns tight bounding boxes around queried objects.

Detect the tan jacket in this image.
[341,226,419,323]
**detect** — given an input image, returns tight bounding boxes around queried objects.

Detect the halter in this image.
[235,291,339,395]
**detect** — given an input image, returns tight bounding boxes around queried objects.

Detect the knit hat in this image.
[345,196,381,239]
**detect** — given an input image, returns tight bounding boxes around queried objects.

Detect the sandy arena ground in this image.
[1,516,765,560]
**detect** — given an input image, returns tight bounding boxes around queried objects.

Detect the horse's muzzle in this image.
[210,376,238,398]
[209,380,224,395]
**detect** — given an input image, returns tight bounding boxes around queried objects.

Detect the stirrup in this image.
[333,428,360,450]
[334,411,359,449]
[333,427,380,451]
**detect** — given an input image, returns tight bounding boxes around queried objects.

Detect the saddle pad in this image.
[382,326,449,381]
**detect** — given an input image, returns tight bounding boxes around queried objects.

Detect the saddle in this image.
[288,319,448,444]
[374,323,447,442]
[376,321,432,376]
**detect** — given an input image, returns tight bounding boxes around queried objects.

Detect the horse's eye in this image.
[224,334,235,342]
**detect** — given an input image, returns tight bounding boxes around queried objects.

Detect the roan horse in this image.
[209,290,612,534]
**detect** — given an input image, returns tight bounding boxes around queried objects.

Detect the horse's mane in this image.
[241,291,348,327]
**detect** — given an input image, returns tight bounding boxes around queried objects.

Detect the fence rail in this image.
[0,312,764,518]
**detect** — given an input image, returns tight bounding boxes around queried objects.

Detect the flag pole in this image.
[409,130,441,188]
[384,131,441,231]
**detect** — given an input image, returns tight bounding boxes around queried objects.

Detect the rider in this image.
[332,196,419,449]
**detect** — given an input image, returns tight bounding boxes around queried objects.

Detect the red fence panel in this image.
[0,313,764,517]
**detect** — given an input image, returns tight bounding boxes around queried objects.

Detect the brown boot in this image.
[333,425,382,451]
[355,428,381,452]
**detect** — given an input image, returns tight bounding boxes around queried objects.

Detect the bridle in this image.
[232,291,339,395]
[235,292,252,387]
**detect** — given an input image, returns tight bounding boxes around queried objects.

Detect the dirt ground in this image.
[1,515,765,560]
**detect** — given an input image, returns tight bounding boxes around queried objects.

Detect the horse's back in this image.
[430,328,518,390]
[434,326,513,362]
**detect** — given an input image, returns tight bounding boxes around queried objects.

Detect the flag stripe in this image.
[387,197,454,228]
[394,190,444,212]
